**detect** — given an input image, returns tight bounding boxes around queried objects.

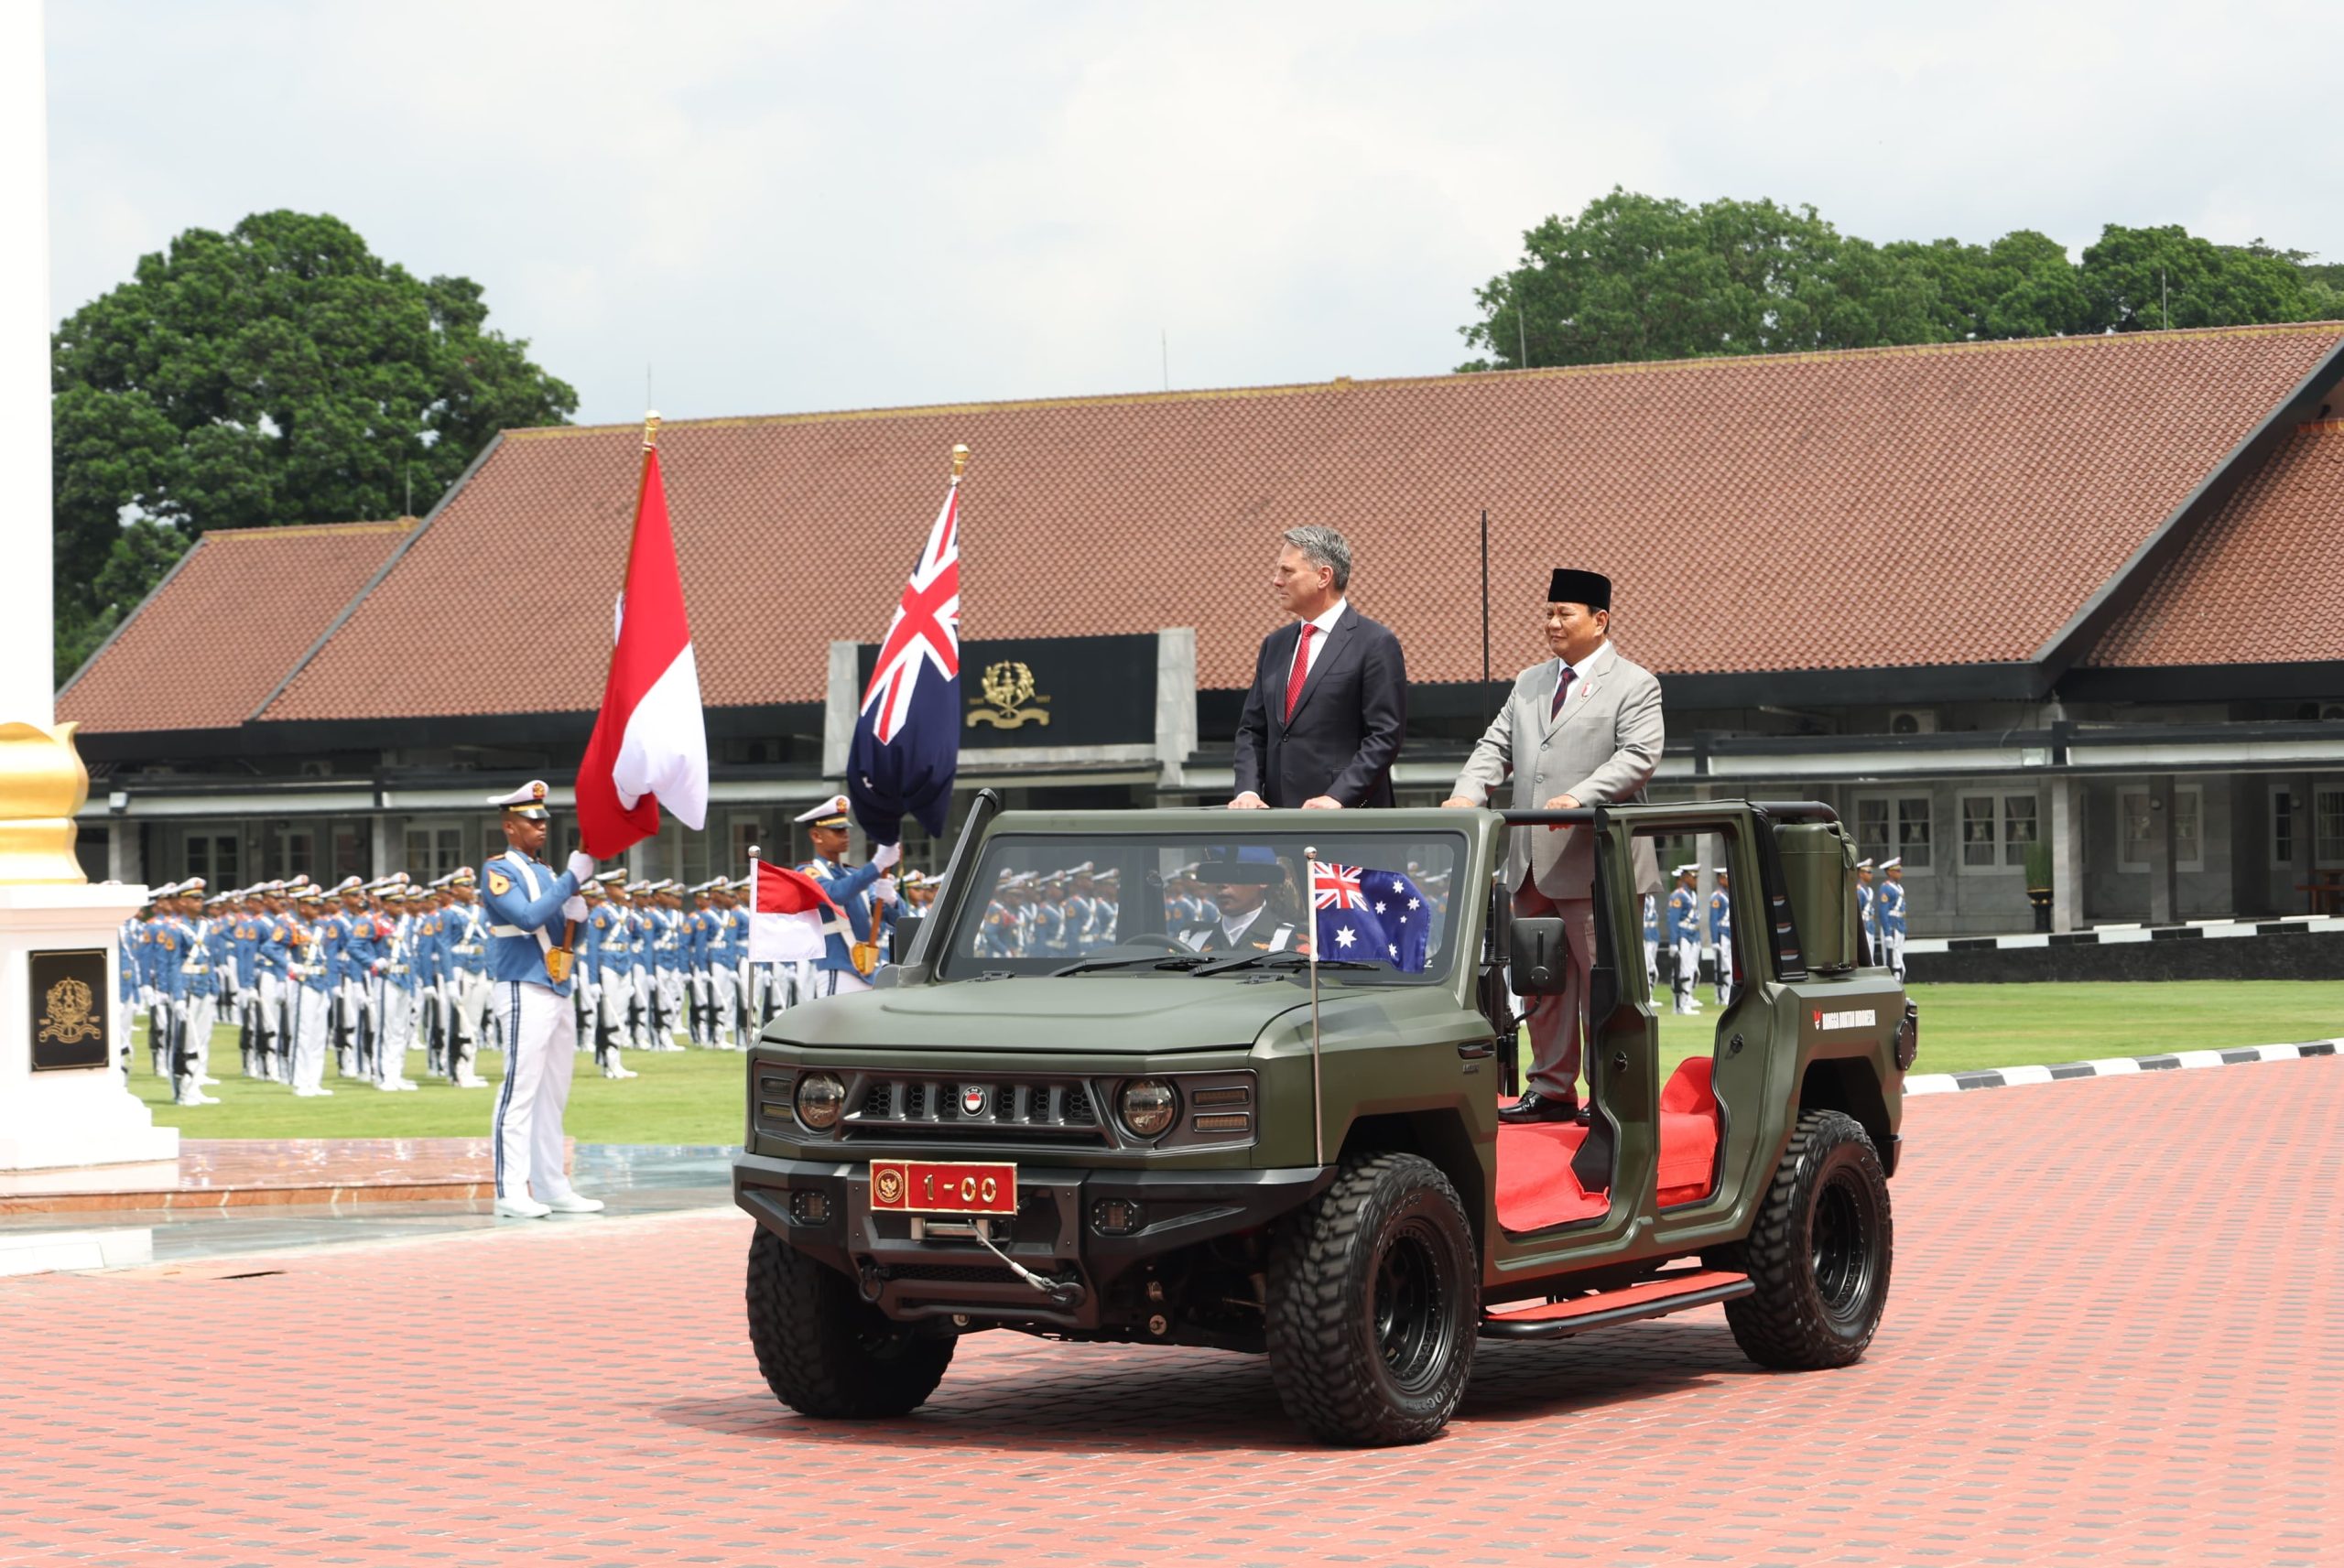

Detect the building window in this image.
[2002,795,2039,866]
[403,821,465,881]
[1957,793,2039,872]
[2118,784,2204,874]
[2317,787,2344,866]
[1856,794,1931,872]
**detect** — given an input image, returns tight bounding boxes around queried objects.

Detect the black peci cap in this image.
[1547,569,1612,611]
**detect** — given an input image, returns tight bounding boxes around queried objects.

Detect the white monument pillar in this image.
[0,11,176,1170]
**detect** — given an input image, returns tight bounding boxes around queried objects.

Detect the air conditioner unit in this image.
[1888,709,1938,735]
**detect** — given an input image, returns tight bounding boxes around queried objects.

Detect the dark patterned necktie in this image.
[1550,664,1577,719]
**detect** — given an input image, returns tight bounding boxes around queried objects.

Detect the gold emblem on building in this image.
[967,661,1051,729]
[38,976,101,1046]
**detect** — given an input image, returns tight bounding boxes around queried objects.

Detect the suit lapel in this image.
[1282,608,1353,730]
[1539,643,1613,741]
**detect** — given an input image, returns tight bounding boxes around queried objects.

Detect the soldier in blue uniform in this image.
[585,871,638,1078]
[1666,864,1703,1015]
[1855,858,1878,967]
[1708,867,1734,1005]
[795,795,899,998]
[705,879,745,1047]
[249,884,293,1085]
[479,780,602,1218]
[1642,892,1661,989]
[288,886,335,1096]
[442,869,494,1086]
[1877,857,1908,980]
[170,881,222,1105]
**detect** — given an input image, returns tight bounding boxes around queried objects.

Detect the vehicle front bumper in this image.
[733,1152,1333,1329]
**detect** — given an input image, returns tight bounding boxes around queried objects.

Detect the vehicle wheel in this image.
[745,1227,954,1418]
[1265,1152,1479,1446]
[1713,1108,1892,1370]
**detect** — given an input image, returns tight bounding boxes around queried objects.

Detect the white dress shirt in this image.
[1297,599,1348,680]
[1552,639,1612,711]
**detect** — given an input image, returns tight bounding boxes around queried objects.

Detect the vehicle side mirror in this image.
[1508,916,1568,994]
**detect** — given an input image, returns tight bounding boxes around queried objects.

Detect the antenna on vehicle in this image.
[1480,510,1494,724]
[1305,844,1325,1169]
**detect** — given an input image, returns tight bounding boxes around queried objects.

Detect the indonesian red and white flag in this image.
[575,427,709,858]
[746,860,841,964]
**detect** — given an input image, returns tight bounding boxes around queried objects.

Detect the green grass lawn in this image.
[137,979,2342,1142]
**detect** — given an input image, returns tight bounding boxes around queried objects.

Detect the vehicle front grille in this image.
[843,1075,1113,1145]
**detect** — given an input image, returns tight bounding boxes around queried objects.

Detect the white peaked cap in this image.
[795,795,852,824]
[1856,858,1874,870]
[1675,864,1698,877]
[1881,857,1903,870]
[488,780,551,809]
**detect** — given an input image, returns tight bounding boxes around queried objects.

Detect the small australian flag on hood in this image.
[1312,863,1431,972]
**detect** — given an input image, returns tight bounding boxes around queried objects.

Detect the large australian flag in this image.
[847,462,962,845]
[1312,862,1433,972]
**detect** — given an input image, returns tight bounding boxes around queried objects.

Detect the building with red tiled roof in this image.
[60,327,2344,935]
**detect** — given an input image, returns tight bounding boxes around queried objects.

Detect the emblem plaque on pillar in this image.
[28,948,110,1072]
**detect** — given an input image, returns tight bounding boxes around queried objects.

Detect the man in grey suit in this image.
[1445,568,1664,1123]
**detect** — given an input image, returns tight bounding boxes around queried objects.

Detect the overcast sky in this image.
[44,0,2344,427]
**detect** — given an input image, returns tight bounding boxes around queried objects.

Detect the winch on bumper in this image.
[733,1153,1332,1329]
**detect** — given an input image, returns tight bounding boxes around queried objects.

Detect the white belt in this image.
[490,925,525,937]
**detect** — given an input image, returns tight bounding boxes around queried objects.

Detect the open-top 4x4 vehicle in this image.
[734,793,1915,1445]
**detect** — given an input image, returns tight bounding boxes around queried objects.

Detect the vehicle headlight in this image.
[795,1072,847,1131]
[1118,1078,1177,1139]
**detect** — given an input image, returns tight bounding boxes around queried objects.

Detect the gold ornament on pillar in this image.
[0,721,91,884]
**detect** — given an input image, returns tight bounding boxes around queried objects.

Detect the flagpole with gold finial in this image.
[951,442,969,480]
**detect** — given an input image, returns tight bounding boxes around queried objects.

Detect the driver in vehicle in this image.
[1176,847,1308,954]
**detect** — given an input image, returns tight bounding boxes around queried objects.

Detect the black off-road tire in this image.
[1712,1108,1892,1370]
[745,1227,954,1419]
[1264,1152,1479,1446]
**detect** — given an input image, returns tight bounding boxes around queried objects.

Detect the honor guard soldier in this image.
[481,781,603,1218]
[171,881,221,1105]
[288,886,335,1096]
[1877,858,1908,979]
[376,887,421,1091]
[795,795,901,998]
[1666,864,1703,1015]
[1642,891,1661,988]
[248,884,292,1084]
[586,871,638,1077]
[1708,867,1734,1005]
[1177,847,1306,953]
[704,879,745,1047]
[444,869,494,1085]
[1855,859,1878,966]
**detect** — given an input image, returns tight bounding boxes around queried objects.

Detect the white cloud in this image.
[44,0,2344,425]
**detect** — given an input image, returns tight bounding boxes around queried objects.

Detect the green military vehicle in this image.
[733,794,1913,1445]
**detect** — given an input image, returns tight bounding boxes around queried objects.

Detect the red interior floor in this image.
[1495,1057,1722,1233]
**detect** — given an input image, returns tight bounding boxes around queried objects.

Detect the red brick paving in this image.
[2,1058,2338,1566]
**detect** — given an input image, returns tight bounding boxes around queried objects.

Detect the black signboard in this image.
[29,948,111,1072]
[856,634,1158,750]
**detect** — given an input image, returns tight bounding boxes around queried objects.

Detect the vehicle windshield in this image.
[933,829,1469,984]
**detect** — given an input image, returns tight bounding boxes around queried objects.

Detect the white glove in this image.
[873,878,899,907]
[873,841,903,871]
[562,895,588,922]
[566,851,595,883]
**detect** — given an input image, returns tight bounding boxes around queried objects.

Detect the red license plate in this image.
[869,1160,1017,1216]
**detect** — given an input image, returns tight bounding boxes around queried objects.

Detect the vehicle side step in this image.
[1478,1268,1752,1340]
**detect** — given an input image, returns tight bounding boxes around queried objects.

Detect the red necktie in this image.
[1284,623,1316,720]
[1550,663,1577,719]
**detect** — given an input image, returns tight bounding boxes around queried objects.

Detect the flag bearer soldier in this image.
[705,880,744,1047]
[444,870,494,1086]
[796,795,901,998]
[1667,864,1703,1015]
[1709,867,1733,1006]
[288,887,335,1097]
[1855,859,1878,967]
[1877,858,1908,980]
[480,781,604,1217]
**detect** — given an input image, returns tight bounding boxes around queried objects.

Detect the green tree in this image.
[51,211,577,683]
[1883,229,2096,341]
[2078,224,2320,332]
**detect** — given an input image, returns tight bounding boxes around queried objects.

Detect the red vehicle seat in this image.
[1494,1056,1723,1233]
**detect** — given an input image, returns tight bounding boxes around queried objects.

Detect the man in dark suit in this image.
[1231,525,1406,810]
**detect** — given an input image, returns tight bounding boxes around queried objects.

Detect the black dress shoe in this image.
[1498,1089,1582,1124]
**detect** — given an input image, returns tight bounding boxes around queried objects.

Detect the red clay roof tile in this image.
[204,326,2344,724]
[59,522,413,734]
[2089,419,2344,668]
